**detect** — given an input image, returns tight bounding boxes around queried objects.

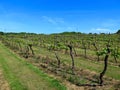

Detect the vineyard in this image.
[0,32,120,90]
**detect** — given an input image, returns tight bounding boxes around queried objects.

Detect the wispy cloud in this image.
[91,28,112,33]
[96,28,111,32]
[42,16,65,25]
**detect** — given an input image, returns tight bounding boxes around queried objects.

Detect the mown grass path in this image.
[0,43,66,90]
[0,65,10,90]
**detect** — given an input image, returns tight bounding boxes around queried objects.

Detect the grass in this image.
[0,56,26,90]
[0,43,66,90]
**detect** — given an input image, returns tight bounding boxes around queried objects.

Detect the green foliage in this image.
[116,29,120,34]
[0,31,4,35]
[47,44,55,51]
[60,31,81,35]
[96,48,108,56]
[96,51,103,56]
[111,47,120,58]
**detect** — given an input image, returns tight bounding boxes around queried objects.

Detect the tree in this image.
[99,44,111,85]
[67,44,75,74]
[116,29,120,34]
[82,39,87,58]
[111,47,120,63]
[0,31,4,35]
[92,42,100,61]
[28,44,34,55]
[24,45,29,58]
[55,51,61,68]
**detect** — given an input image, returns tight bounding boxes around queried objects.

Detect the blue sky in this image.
[0,0,120,34]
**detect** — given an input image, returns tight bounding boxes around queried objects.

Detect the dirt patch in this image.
[32,62,120,90]
[0,67,10,90]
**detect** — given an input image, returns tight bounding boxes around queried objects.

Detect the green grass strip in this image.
[0,43,66,90]
[0,56,27,90]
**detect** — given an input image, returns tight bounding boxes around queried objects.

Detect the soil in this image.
[32,62,120,90]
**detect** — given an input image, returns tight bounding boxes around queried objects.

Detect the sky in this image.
[0,0,120,34]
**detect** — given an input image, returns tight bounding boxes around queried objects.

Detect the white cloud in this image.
[42,16,65,25]
[42,16,57,24]
[91,28,112,33]
[96,28,111,31]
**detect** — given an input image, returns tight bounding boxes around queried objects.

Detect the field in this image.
[0,32,120,90]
